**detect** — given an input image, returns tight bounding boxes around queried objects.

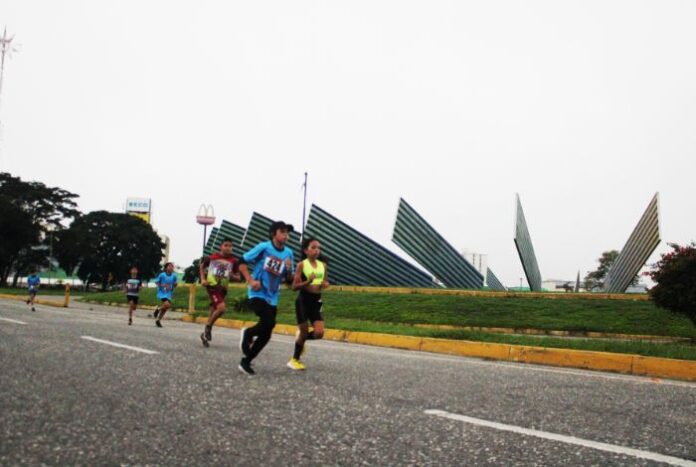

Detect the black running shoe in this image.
[31,307,35,312]
[200,332,209,347]
[153,308,160,319]
[205,326,212,342]
[238,358,255,376]
[26,299,30,305]
[128,318,132,325]
[155,320,162,328]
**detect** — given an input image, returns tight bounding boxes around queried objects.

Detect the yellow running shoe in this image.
[287,358,306,371]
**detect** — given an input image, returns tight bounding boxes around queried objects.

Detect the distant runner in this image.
[199,238,240,347]
[26,271,40,312]
[124,266,142,326]
[153,262,177,328]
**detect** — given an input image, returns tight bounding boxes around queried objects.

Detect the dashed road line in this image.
[0,317,28,325]
[425,409,696,466]
[81,336,159,355]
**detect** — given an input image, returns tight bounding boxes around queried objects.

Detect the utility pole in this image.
[301,172,308,241]
[0,27,17,121]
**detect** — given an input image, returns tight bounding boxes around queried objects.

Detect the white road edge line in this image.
[81,336,159,355]
[0,317,28,325]
[425,410,696,467]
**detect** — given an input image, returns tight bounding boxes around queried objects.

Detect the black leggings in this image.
[245,298,277,361]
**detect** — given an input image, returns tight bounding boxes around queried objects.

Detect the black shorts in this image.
[127,295,139,304]
[295,292,323,325]
[249,297,277,316]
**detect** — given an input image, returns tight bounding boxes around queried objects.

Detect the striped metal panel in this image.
[239,212,303,263]
[513,194,542,291]
[391,198,484,289]
[486,268,507,291]
[203,221,246,259]
[203,227,219,256]
[303,204,433,287]
[603,193,661,293]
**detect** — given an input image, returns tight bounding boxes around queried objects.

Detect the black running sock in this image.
[293,343,303,360]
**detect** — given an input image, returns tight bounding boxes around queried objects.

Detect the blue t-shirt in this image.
[242,241,294,306]
[27,275,40,291]
[155,272,177,300]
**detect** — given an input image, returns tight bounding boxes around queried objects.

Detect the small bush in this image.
[647,242,696,325]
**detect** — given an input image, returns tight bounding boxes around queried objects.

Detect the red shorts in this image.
[206,286,227,307]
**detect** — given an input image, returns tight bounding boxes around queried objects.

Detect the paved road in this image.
[1,298,695,466]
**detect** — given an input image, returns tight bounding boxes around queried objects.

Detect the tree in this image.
[0,172,80,229]
[0,173,80,286]
[54,211,164,291]
[0,196,41,285]
[647,242,696,325]
[584,250,639,291]
[183,258,201,283]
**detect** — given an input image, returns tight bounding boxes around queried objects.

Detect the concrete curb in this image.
[181,315,696,382]
[411,323,693,343]
[0,294,66,308]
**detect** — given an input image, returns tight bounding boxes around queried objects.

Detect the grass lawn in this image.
[84,286,696,361]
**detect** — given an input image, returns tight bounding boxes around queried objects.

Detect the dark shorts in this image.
[127,295,139,305]
[249,297,277,316]
[28,288,37,296]
[295,292,323,325]
[206,286,227,307]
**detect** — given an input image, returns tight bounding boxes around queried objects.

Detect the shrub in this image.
[647,242,696,324]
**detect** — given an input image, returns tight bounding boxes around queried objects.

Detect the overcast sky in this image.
[2,1,695,287]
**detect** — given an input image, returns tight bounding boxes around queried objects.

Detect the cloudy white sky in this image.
[2,1,695,287]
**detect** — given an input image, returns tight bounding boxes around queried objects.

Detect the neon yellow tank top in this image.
[301,259,325,286]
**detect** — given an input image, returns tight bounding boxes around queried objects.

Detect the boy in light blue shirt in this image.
[238,221,295,375]
[26,271,40,312]
[153,262,177,328]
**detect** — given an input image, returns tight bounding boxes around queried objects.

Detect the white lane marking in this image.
[0,317,28,325]
[81,336,159,355]
[425,410,696,466]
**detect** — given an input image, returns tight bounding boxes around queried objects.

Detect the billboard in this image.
[126,198,152,224]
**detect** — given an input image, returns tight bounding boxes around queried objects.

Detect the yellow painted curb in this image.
[345,331,423,351]
[411,323,691,343]
[176,314,696,382]
[509,346,633,374]
[632,356,696,381]
[420,338,512,361]
[0,294,66,308]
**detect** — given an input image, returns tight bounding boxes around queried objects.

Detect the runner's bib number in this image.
[263,256,285,277]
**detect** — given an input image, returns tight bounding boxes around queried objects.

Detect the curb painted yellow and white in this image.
[181,315,696,382]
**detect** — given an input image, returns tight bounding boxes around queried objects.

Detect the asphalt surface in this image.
[1,298,695,466]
